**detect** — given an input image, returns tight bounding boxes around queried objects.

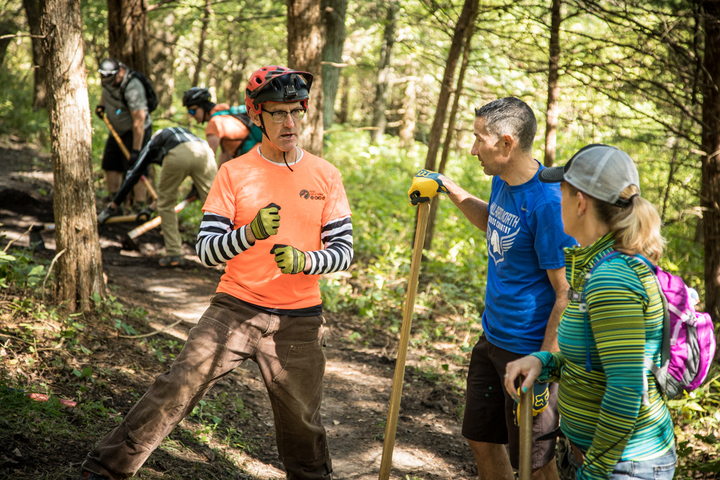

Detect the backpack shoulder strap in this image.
[119,70,135,104]
[581,251,620,372]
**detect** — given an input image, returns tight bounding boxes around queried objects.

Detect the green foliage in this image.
[187,392,253,451]
[322,131,488,350]
[670,368,720,477]
[0,246,48,290]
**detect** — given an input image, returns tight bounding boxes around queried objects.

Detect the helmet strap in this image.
[202,101,216,123]
[283,151,294,172]
[258,110,270,141]
[258,109,293,172]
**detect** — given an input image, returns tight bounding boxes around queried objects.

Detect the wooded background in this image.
[0,0,718,326]
[2,2,720,476]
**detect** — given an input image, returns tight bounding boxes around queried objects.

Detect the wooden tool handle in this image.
[518,376,533,480]
[378,201,431,480]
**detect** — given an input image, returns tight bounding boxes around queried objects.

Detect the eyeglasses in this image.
[264,108,306,123]
[187,108,197,115]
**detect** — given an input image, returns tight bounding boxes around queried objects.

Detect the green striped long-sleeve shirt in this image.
[532,233,674,480]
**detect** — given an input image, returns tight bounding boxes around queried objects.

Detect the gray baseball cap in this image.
[539,144,640,206]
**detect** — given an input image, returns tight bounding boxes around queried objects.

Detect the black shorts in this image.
[102,125,152,172]
[462,335,558,470]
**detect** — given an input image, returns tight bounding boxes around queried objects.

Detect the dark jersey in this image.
[113,127,206,205]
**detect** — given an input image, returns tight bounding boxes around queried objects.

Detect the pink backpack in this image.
[648,266,717,398]
[585,252,717,399]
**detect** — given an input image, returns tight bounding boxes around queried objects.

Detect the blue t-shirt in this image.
[482,163,576,354]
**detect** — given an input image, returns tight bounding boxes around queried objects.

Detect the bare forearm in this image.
[441,176,489,232]
[130,109,146,150]
[541,293,568,352]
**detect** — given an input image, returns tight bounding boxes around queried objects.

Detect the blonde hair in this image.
[571,184,665,263]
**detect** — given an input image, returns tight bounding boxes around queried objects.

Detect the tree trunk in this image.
[399,77,417,147]
[422,0,478,173]
[287,0,324,156]
[148,13,177,112]
[370,0,399,143]
[424,1,478,251]
[107,0,149,74]
[192,0,212,87]
[543,0,561,167]
[0,19,18,68]
[321,0,348,130]
[701,1,720,322]
[40,0,105,312]
[337,73,349,124]
[22,0,47,109]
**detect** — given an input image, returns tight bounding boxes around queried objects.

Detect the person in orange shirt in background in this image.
[80,65,353,480]
[182,87,253,166]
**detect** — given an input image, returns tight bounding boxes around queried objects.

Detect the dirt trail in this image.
[0,139,476,479]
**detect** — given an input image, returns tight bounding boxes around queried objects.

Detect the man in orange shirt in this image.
[80,66,353,480]
[182,87,257,166]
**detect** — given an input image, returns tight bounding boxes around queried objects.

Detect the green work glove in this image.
[270,244,306,274]
[250,203,281,240]
[512,382,550,427]
[408,169,449,205]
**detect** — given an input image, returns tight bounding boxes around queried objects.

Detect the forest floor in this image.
[0,136,478,480]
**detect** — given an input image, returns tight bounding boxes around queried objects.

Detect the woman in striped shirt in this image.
[504,144,675,480]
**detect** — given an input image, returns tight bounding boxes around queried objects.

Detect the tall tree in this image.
[148,13,177,112]
[321,0,348,129]
[192,0,212,87]
[22,0,47,109]
[422,0,478,172]
[287,0,324,156]
[370,0,399,143]
[40,0,105,312]
[0,17,18,68]
[564,0,719,321]
[544,0,561,167]
[398,77,417,147]
[107,0,148,74]
[700,0,720,321]
[424,0,478,250]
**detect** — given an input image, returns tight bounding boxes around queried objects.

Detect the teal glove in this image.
[408,169,449,205]
[270,244,306,274]
[250,203,281,240]
[512,382,549,426]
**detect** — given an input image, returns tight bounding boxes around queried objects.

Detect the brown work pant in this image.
[83,293,333,479]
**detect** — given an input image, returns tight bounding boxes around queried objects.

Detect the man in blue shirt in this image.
[408,97,575,480]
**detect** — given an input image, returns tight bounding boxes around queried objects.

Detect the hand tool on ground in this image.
[29,214,139,251]
[123,191,199,251]
[518,376,533,480]
[378,201,430,480]
[101,113,158,200]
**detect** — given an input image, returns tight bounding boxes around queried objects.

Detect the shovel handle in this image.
[378,201,430,480]
[103,114,131,160]
[518,375,533,480]
[102,114,157,200]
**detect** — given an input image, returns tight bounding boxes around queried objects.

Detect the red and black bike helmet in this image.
[245,66,313,115]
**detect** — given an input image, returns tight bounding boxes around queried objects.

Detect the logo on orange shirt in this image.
[299,189,326,201]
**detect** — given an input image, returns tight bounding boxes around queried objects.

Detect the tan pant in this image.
[156,141,216,256]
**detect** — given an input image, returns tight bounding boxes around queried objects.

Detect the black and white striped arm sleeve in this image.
[196,212,253,267]
[306,216,353,275]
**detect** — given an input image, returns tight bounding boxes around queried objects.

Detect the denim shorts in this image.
[570,446,676,480]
